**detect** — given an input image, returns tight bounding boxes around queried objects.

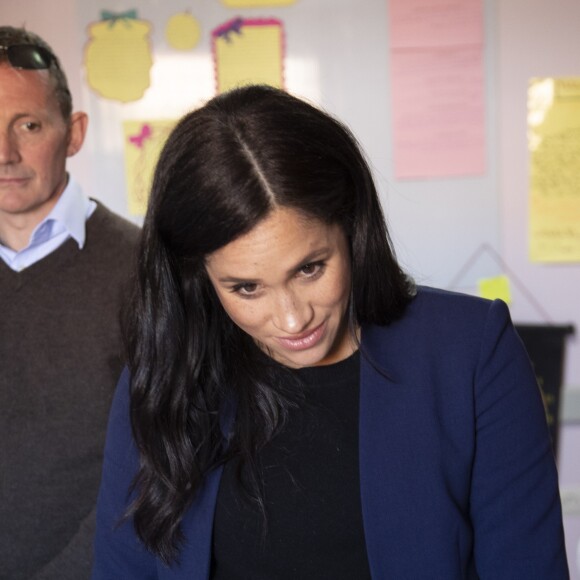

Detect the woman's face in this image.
[205,207,355,368]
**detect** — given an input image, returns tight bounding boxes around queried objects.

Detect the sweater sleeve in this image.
[470,300,568,578]
[92,368,158,579]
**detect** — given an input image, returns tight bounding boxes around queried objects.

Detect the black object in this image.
[0,44,55,69]
[515,324,575,457]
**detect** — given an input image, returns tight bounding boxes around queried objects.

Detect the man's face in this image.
[0,64,86,227]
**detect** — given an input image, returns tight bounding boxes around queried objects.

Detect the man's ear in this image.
[66,112,88,157]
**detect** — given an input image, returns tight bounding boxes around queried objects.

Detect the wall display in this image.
[165,12,202,50]
[528,77,580,263]
[212,17,285,93]
[85,11,154,102]
[76,0,501,311]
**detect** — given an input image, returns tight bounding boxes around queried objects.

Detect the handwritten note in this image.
[529,78,580,262]
[389,0,485,179]
[390,0,483,48]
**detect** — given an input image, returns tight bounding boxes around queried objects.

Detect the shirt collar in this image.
[30,175,92,249]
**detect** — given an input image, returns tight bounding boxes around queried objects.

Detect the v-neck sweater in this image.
[0,203,139,580]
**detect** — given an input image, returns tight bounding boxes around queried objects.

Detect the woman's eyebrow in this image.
[291,247,331,270]
[214,247,332,284]
[216,275,260,284]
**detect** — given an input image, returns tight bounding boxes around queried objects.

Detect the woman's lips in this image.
[274,321,326,352]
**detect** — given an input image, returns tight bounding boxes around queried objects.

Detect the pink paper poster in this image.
[389,0,485,179]
[390,0,483,48]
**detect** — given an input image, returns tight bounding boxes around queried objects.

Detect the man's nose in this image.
[271,291,314,334]
[0,131,20,164]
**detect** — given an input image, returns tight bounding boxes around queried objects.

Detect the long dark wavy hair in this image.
[125,84,414,564]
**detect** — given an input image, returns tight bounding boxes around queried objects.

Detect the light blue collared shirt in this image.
[0,176,97,272]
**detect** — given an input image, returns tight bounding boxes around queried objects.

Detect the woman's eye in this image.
[233,283,258,296]
[299,262,324,277]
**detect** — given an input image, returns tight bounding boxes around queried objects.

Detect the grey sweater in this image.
[0,203,139,580]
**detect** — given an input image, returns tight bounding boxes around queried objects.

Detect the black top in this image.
[211,351,372,580]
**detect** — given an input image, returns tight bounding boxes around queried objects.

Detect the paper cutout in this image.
[477,274,512,304]
[212,17,284,94]
[389,0,485,179]
[85,12,153,102]
[166,12,201,50]
[123,120,176,216]
[220,0,295,6]
[528,77,580,262]
[128,123,152,148]
[100,9,137,23]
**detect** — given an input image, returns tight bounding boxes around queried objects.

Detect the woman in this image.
[92,85,568,579]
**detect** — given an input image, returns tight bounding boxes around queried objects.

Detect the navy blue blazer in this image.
[92,287,569,579]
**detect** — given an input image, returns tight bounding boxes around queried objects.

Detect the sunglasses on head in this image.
[0,44,55,70]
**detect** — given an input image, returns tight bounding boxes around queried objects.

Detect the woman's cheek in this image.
[223,300,265,333]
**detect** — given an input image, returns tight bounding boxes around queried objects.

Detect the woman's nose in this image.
[271,291,313,334]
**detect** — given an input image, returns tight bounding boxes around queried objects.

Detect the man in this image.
[0,27,139,579]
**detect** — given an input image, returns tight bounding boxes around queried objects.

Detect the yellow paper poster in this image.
[85,11,153,102]
[528,77,580,262]
[123,120,175,216]
[165,12,201,50]
[221,0,295,6]
[212,18,284,94]
[477,274,512,304]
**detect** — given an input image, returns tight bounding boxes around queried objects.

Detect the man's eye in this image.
[22,121,41,132]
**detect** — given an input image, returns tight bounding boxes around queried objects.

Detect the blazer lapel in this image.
[358,327,431,577]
